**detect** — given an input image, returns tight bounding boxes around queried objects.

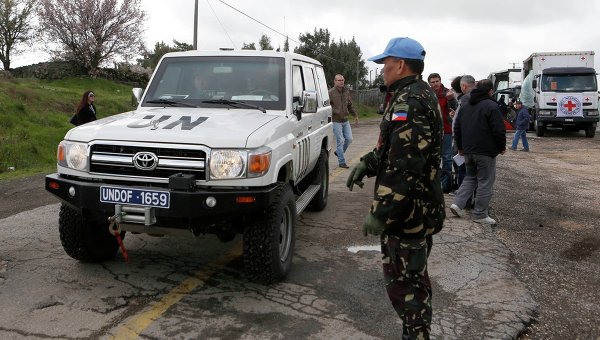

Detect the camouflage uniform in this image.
[368,75,445,339]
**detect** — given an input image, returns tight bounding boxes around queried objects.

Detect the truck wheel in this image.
[243,183,296,284]
[535,120,545,137]
[59,203,122,262]
[585,124,596,138]
[307,150,329,211]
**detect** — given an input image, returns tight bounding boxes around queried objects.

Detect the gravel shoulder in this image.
[492,129,600,339]
[0,173,58,220]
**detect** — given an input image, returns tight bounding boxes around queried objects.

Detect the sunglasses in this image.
[89,94,95,97]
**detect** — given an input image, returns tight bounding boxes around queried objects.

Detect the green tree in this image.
[295,28,368,89]
[241,42,256,50]
[283,36,289,52]
[258,34,273,50]
[0,0,36,70]
[137,39,193,70]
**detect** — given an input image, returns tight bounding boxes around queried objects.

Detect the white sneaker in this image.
[473,216,497,225]
[449,204,465,218]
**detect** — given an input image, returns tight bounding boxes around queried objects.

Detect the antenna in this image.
[509,62,519,69]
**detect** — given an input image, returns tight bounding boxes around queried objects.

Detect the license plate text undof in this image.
[100,186,170,208]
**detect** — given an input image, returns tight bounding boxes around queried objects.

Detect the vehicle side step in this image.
[296,184,320,215]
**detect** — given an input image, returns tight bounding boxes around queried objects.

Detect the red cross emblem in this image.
[541,57,546,62]
[551,97,556,102]
[585,97,590,102]
[563,100,577,112]
[581,56,587,61]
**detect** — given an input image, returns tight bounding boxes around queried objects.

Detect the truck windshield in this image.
[541,74,597,92]
[143,56,285,110]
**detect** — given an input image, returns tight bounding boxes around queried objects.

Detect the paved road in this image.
[0,119,535,339]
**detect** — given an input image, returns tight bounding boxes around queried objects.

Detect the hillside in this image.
[0,76,134,179]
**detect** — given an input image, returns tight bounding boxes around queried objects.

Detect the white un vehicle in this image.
[45,50,333,283]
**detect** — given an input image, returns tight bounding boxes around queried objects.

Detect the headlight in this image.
[210,150,246,179]
[57,141,88,171]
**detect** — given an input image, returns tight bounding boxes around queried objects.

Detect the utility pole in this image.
[193,0,198,50]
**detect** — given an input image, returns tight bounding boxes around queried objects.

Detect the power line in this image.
[207,0,237,49]
[215,0,351,67]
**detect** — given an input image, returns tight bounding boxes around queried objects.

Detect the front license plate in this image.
[100,186,170,208]
[565,118,574,122]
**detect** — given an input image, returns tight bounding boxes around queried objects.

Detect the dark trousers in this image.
[381,235,432,340]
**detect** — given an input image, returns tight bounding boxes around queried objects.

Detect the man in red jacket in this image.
[428,73,457,192]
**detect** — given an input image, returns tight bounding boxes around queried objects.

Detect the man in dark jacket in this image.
[346,36,444,340]
[510,100,531,151]
[450,79,506,224]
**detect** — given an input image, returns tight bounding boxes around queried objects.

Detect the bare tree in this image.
[0,0,37,70]
[38,0,146,74]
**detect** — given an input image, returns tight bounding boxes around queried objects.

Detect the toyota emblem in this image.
[133,152,158,171]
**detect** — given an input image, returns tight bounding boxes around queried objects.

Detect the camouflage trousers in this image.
[381,234,432,340]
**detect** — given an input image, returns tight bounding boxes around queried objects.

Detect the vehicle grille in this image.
[90,144,207,180]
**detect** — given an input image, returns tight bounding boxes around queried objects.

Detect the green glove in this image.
[346,151,379,191]
[362,213,386,236]
[346,161,368,191]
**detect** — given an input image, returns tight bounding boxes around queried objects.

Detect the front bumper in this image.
[537,116,598,125]
[45,173,278,222]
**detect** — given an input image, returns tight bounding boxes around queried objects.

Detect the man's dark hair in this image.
[427,72,441,82]
[476,79,494,94]
[404,59,424,75]
[450,76,462,94]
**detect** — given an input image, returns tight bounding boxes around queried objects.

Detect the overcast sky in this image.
[20,0,600,86]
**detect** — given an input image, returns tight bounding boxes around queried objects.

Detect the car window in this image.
[143,56,286,110]
[315,66,330,106]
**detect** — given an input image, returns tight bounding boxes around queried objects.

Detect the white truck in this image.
[45,50,334,283]
[521,51,598,137]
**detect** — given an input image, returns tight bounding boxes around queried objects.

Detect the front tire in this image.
[585,124,596,138]
[535,120,545,137]
[307,150,329,211]
[59,204,121,262]
[243,183,296,284]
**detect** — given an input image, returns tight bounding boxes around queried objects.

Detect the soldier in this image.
[346,37,444,339]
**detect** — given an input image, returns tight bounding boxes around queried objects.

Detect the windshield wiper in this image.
[146,99,197,108]
[202,99,266,113]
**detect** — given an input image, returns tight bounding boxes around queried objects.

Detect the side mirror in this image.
[132,88,144,107]
[531,79,537,89]
[301,90,317,114]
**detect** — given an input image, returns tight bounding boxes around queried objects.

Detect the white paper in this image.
[453,154,465,166]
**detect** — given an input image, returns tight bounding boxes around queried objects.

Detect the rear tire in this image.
[585,124,596,138]
[243,183,296,284]
[59,204,122,262]
[307,150,329,211]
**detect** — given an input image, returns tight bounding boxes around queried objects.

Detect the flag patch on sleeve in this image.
[392,112,408,121]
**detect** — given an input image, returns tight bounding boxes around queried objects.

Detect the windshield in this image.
[541,73,597,92]
[143,56,285,110]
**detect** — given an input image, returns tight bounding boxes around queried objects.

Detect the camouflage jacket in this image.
[371,75,445,238]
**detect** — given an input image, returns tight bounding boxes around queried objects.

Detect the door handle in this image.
[308,125,312,130]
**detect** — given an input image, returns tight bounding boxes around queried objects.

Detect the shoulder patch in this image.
[392,112,408,121]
